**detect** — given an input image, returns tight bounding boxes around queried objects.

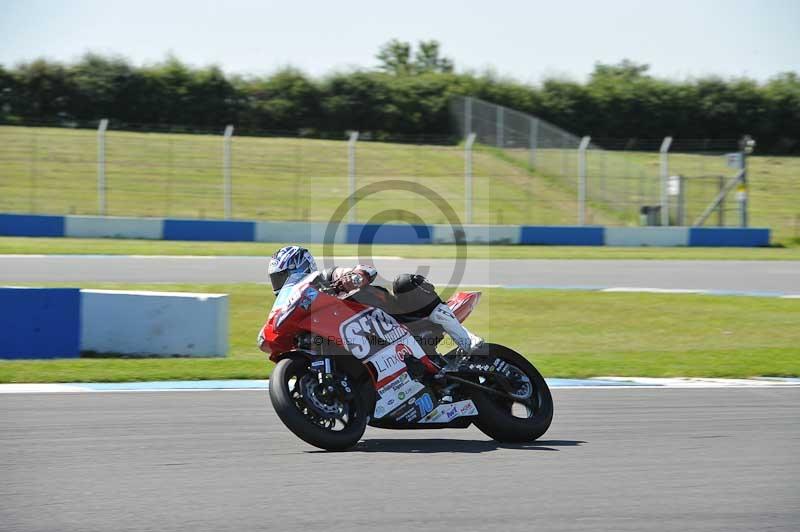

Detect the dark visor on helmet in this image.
[269,270,291,294]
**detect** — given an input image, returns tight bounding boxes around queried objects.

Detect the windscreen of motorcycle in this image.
[271,271,316,309]
[270,271,320,329]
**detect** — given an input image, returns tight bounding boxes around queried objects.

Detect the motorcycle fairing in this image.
[418,399,478,423]
[372,371,426,420]
[339,307,412,360]
[446,291,481,323]
[339,307,436,420]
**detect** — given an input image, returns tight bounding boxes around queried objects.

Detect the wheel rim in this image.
[285,366,362,433]
[484,360,542,420]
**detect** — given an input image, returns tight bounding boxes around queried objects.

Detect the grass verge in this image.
[0,283,797,382]
[1,237,799,260]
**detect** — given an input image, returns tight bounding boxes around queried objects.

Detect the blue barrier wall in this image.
[0,214,64,237]
[688,228,771,247]
[163,219,255,242]
[0,213,773,247]
[0,288,81,359]
[347,223,432,244]
[520,226,605,246]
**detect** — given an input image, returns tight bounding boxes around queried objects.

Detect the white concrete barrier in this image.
[65,215,164,239]
[254,221,347,244]
[430,224,521,244]
[604,227,689,247]
[80,290,228,357]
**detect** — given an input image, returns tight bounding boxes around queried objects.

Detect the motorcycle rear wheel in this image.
[269,355,368,451]
[470,344,553,443]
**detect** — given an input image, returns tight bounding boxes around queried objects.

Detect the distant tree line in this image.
[0,42,798,153]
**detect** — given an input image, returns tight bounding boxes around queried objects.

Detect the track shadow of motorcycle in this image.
[305,439,586,454]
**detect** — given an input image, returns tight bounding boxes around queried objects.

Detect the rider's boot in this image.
[428,303,484,354]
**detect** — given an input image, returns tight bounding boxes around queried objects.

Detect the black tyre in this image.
[470,344,553,443]
[269,355,368,451]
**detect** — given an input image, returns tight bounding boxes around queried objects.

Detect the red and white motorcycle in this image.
[258,271,553,451]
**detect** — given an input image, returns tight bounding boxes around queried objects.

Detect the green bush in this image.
[1,54,798,153]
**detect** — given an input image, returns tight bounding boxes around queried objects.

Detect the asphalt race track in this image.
[3,254,798,531]
[1,255,799,291]
[2,388,798,532]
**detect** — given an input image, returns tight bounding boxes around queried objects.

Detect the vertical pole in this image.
[623,152,630,215]
[223,125,234,219]
[166,137,174,216]
[496,106,504,148]
[529,117,538,169]
[578,136,591,226]
[464,97,472,137]
[659,136,673,226]
[600,149,607,202]
[638,169,645,214]
[624,139,635,216]
[97,119,109,215]
[348,131,359,224]
[718,175,725,227]
[29,130,38,213]
[738,136,750,228]
[464,133,476,224]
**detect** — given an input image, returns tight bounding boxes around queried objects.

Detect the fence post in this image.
[624,138,635,208]
[465,97,473,137]
[29,130,38,213]
[223,125,234,219]
[464,133,476,224]
[738,135,753,227]
[529,117,538,169]
[97,119,108,216]
[600,149,608,201]
[348,131,359,224]
[496,106,504,148]
[578,136,591,225]
[659,136,673,226]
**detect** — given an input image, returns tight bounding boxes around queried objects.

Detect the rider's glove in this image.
[339,270,368,292]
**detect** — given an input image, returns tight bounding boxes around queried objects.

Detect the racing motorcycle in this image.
[258,271,553,451]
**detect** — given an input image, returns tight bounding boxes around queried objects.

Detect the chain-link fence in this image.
[1,112,798,242]
[451,97,800,241]
[452,96,662,226]
[0,124,455,223]
[0,122,575,226]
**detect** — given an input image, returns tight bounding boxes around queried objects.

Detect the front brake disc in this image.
[299,374,341,418]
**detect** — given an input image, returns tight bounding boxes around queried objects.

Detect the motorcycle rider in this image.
[266,245,483,355]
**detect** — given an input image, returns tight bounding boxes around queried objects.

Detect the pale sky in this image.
[1,0,798,83]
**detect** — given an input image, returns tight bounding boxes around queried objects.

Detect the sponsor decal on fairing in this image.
[298,287,318,310]
[368,344,407,383]
[338,308,411,359]
[418,399,478,424]
[363,339,427,387]
[372,372,425,419]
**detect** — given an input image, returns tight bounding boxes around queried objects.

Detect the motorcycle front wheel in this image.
[470,344,553,443]
[269,355,368,451]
